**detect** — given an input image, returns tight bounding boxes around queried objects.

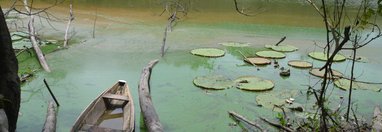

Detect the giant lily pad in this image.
[234,76,274,91]
[244,57,271,65]
[256,51,286,59]
[334,78,381,92]
[288,60,313,68]
[309,68,343,79]
[220,42,250,47]
[191,48,225,57]
[308,52,346,62]
[255,90,299,111]
[193,75,234,90]
[269,45,298,52]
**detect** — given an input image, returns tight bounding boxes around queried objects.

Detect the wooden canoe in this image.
[71,80,134,132]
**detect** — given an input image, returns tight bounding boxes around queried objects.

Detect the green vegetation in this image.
[16,42,62,77]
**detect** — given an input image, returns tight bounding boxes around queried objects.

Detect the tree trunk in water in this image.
[23,0,51,72]
[0,6,21,132]
[63,2,74,48]
[372,105,382,132]
[42,101,56,132]
[138,60,164,132]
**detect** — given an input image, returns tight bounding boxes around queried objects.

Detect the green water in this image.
[2,0,382,131]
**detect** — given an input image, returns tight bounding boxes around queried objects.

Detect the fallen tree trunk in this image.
[23,0,51,72]
[138,59,163,132]
[228,111,265,132]
[42,101,56,132]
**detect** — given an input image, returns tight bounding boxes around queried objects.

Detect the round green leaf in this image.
[309,68,343,79]
[308,52,346,62]
[334,78,381,92]
[193,75,234,90]
[244,57,271,65]
[191,48,225,57]
[255,90,299,111]
[270,45,298,52]
[288,60,313,68]
[234,76,274,91]
[220,42,250,47]
[256,51,286,59]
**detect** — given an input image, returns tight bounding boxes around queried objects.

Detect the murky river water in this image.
[2,0,382,131]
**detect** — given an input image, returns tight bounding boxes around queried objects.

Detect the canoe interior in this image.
[71,81,134,132]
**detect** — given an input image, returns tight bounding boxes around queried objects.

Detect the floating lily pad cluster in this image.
[193,75,274,91]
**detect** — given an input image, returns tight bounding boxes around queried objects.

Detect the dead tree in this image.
[305,0,382,130]
[0,6,21,132]
[63,0,74,48]
[160,0,188,57]
[138,60,164,132]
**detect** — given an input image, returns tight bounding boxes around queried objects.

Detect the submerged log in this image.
[138,59,163,132]
[260,117,293,132]
[228,111,265,132]
[42,101,56,132]
[372,105,382,132]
